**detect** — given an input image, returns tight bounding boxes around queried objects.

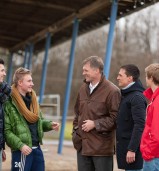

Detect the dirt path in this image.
[2,141,123,171]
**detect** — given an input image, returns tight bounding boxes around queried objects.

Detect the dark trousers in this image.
[77,152,113,171]
[11,146,45,171]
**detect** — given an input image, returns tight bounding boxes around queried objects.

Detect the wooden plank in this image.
[40,103,58,107]
[0,35,21,41]
[10,0,110,52]
[7,0,75,12]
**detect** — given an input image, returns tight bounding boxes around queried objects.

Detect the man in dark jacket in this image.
[0,58,11,170]
[72,56,121,171]
[116,64,147,171]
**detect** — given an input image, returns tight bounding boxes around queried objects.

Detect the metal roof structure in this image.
[0,0,158,53]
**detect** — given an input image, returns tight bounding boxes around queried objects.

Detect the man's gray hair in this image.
[83,56,104,73]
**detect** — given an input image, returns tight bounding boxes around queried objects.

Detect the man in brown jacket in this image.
[72,56,121,171]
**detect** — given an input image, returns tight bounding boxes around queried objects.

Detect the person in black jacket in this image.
[0,58,11,170]
[116,64,147,171]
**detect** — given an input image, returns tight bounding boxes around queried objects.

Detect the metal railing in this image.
[38,94,60,121]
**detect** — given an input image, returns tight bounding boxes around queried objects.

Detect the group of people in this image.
[0,56,159,171]
[72,56,159,171]
[0,58,60,171]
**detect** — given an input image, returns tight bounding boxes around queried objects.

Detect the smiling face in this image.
[0,64,6,83]
[82,62,100,85]
[117,68,133,88]
[18,74,34,96]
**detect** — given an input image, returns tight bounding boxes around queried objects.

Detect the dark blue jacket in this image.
[0,82,11,150]
[116,81,147,170]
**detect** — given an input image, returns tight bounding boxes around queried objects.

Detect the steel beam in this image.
[58,18,79,154]
[39,32,51,104]
[27,44,34,69]
[6,52,14,85]
[104,0,118,79]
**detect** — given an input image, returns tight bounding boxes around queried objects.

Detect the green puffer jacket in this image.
[3,97,52,151]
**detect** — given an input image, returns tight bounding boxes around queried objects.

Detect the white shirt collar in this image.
[89,82,99,94]
[122,82,135,90]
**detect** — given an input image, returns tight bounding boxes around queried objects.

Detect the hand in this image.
[2,150,6,162]
[126,151,135,164]
[82,120,95,132]
[52,122,60,131]
[20,145,32,156]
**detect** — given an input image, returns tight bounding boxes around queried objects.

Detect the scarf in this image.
[11,84,39,123]
[0,81,11,103]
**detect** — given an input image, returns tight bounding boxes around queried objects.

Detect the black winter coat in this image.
[0,81,11,150]
[116,81,147,170]
[0,103,5,149]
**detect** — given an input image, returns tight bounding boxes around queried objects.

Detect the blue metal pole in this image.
[39,32,51,104]
[58,18,79,154]
[23,45,29,68]
[104,0,118,79]
[27,43,34,70]
[6,52,13,85]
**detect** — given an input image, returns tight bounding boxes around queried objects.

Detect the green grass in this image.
[44,121,73,140]
[63,121,73,140]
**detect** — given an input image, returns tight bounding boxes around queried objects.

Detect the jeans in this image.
[143,158,159,171]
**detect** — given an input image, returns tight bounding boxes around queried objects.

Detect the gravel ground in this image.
[2,140,123,171]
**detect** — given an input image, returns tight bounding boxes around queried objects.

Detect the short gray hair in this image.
[83,56,104,73]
